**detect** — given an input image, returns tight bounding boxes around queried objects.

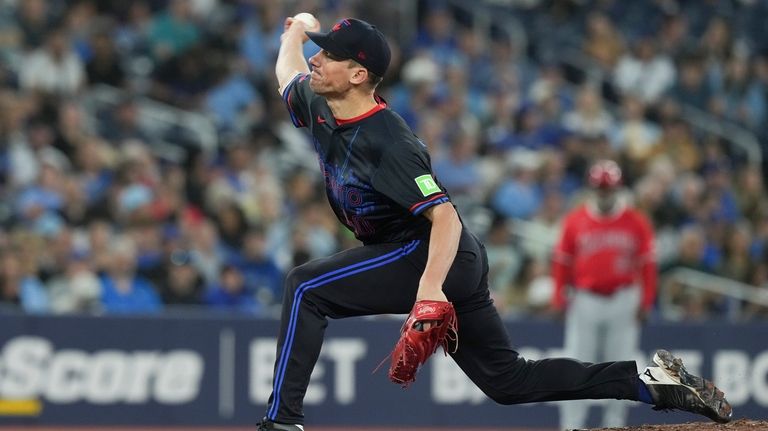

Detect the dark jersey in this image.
[282,73,451,245]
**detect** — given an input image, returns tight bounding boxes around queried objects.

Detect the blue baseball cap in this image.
[306,18,391,77]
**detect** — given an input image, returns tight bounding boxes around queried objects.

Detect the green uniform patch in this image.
[415,174,440,197]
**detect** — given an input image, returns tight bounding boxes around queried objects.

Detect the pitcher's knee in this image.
[283,264,329,312]
[282,265,316,304]
[285,264,314,292]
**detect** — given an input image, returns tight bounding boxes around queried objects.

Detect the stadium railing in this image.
[81,84,219,158]
[659,267,768,321]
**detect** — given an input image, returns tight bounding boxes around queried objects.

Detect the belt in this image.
[578,284,633,297]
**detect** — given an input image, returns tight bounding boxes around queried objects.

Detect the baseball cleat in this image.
[639,349,732,423]
[257,420,304,430]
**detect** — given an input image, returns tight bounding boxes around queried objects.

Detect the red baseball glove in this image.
[386,300,458,387]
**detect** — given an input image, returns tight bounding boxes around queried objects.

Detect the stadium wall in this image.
[0,314,766,427]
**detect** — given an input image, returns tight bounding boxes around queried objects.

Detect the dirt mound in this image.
[582,419,768,431]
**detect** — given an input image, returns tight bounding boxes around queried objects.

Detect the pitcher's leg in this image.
[265,241,422,424]
[450,300,640,406]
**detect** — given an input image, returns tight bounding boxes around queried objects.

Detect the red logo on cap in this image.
[332,19,351,32]
[357,51,366,60]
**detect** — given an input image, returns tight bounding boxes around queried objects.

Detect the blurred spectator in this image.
[612,95,660,170]
[160,249,205,306]
[15,153,66,220]
[562,85,613,139]
[717,222,754,284]
[132,224,166,283]
[711,54,765,129]
[214,201,248,253]
[456,27,494,94]
[101,97,151,143]
[186,219,225,286]
[529,63,573,128]
[657,13,692,59]
[648,119,701,174]
[613,35,675,104]
[47,251,101,314]
[9,115,68,188]
[86,30,126,87]
[412,5,459,65]
[484,217,523,315]
[20,26,85,95]
[150,44,211,109]
[99,236,162,314]
[483,91,518,155]
[659,224,712,319]
[520,257,554,316]
[204,263,259,314]
[665,54,713,113]
[0,249,49,313]
[521,188,564,262]
[53,100,90,159]
[490,150,542,220]
[236,226,283,308]
[388,54,441,130]
[204,60,263,132]
[148,0,200,61]
[113,1,152,57]
[508,104,563,151]
[699,16,732,83]
[239,1,283,79]
[583,12,625,72]
[432,129,482,200]
[660,224,710,274]
[735,166,766,225]
[16,0,53,50]
[71,136,114,216]
[63,0,98,62]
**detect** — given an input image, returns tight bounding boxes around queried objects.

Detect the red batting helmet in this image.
[587,159,622,188]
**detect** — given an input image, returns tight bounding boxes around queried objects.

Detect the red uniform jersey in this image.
[552,202,657,311]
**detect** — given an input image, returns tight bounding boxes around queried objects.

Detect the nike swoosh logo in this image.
[317,115,326,124]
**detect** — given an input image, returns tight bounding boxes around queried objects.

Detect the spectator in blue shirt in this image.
[235,227,284,308]
[99,236,162,314]
[205,263,260,314]
[0,251,49,313]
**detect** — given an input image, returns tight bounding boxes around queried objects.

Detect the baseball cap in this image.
[306,18,391,77]
[587,159,622,189]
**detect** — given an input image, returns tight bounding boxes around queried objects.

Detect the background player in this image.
[552,159,658,429]
[260,13,731,430]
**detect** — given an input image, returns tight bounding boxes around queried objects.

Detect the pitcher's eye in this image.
[323,50,345,62]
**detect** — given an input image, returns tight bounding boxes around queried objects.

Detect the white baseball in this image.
[293,13,320,31]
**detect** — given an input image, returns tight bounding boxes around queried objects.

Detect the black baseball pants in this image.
[264,229,641,425]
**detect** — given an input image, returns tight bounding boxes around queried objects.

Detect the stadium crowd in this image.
[0,0,766,321]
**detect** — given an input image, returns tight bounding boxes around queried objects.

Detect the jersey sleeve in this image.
[371,140,450,215]
[281,73,316,128]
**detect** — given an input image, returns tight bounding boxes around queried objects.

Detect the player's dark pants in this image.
[265,229,641,425]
